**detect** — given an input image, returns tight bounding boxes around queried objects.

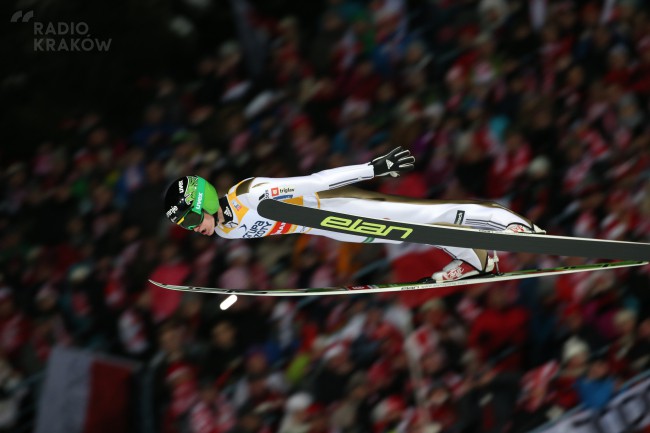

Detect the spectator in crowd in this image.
[200,320,243,385]
[188,380,236,433]
[0,356,27,433]
[278,392,313,433]
[575,357,618,411]
[468,287,529,370]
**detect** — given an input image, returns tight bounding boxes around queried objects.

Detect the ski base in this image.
[257,200,650,261]
[149,261,647,297]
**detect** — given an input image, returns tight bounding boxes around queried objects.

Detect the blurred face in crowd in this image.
[615,311,637,337]
[225,112,245,135]
[0,298,15,318]
[638,319,650,340]
[405,42,424,64]
[92,185,113,211]
[376,82,395,103]
[248,375,269,399]
[326,349,352,374]
[423,304,446,327]
[239,412,262,432]
[557,7,577,30]
[541,24,558,44]
[566,350,589,373]
[160,244,179,262]
[322,11,342,33]
[593,26,611,49]
[159,324,183,356]
[582,5,601,28]
[135,290,151,310]
[197,57,215,76]
[531,109,552,130]
[406,69,426,92]
[67,216,86,240]
[199,383,217,402]
[487,288,509,310]
[121,225,140,244]
[429,385,450,407]
[564,312,584,332]
[348,381,368,401]
[87,127,109,148]
[566,66,584,87]
[144,105,164,125]
[477,37,496,58]
[356,60,373,77]
[309,412,329,431]
[505,132,524,152]
[641,47,650,65]
[180,295,202,319]
[8,165,27,188]
[619,98,642,129]
[422,351,446,375]
[587,360,609,380]
[608,48,629,71]
[212,321,236,349]
[350,17,368,38]
[36,290,57,313]
[246,352,269,374]
[145,160,164,183]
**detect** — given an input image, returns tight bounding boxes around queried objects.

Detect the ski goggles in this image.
[176,177,206,230]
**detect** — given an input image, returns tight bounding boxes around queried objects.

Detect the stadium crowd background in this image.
[2,0,650,432]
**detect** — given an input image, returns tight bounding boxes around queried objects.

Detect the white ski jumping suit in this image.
[215,163,535,269]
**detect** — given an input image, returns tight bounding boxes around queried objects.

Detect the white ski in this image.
[149,260,647,297]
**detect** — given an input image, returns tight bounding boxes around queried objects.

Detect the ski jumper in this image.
[215,163,535,269]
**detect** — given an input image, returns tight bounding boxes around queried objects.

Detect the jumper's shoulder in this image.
[235,178,254,195]
[226,178,259,208]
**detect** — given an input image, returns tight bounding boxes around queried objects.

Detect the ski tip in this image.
[148,279,173,290]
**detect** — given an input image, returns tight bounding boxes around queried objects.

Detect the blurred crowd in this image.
[3,0,650,432]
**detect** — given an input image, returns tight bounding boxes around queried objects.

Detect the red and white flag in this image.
[35,346,139,433]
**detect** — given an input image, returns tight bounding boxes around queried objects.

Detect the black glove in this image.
[370,146,415,177]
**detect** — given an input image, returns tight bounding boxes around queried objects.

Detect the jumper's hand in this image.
[370,146,415,177]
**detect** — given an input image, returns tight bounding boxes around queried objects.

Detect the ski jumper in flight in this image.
[164,147,544,282]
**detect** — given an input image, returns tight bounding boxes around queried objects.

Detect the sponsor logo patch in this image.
[166,206,178,218]
[446,267,464,280]
[271,186,295,198]
[178,181,184,193]
[320,216,412,239]
[243,220,273,238]
[223,206,232,218]
[184,177,198,205]
[269,221,292,235]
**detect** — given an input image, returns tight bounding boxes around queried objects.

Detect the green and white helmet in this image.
[164,176,220,230]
